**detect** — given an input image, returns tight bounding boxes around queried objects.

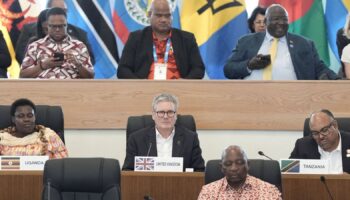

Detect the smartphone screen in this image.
[53,52,64,61]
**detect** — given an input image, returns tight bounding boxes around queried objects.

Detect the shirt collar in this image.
[155,127,175,140]
[265,31,286,43]
[152,31,172,42]
[223,175,253,191]
[46,34,71,43]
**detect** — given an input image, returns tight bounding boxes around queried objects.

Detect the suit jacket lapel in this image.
[172,127,184,157]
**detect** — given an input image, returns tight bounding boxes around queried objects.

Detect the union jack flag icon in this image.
[135,157,155,171]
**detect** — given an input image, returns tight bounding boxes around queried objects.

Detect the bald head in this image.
[148,0,172,36]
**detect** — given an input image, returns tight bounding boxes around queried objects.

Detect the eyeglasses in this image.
[48,24,67,30]
[254,20,265,25]
[311,121,335,137]
[155,110,176,118]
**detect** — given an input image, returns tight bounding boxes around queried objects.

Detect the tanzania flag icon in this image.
[1,157,20,170]
[281,160,300,173]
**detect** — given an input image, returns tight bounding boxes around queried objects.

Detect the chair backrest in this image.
[303,117,350,137]
[126,114,196,141]
[205,159,282,191]
[42,158,120,200]
[0,105,65,143]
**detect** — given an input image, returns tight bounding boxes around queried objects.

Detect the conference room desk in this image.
[282,173,350,200]
[0,170,43,200]
[2,170,350,200]
[121,171,204,200]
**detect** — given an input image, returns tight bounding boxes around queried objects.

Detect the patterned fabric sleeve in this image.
[45,128,68,159]
[21,42,39,70]
[76,42,93,70]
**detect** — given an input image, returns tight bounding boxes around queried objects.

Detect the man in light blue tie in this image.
[224,4,339,80]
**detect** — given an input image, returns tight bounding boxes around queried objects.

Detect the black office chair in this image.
[205,159,282,191]
[0,105,65,143]
[42,158,120,200]
[303,117,350,137]
[126,114,196,142]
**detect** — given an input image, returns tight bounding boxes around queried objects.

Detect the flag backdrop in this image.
[325,0,350,61]
[3,0,349,78]
[180,0,249,79]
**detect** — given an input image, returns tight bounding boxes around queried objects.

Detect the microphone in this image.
[320,176,334,200]
[258,151,273,160]
[146,142,152,157]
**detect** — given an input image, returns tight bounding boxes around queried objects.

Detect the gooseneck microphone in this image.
[146,142,152,157]
[258,151,273,160]
[320,176,334,200]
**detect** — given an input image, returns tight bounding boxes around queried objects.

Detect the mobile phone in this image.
[260,55,271,62]
[53,52,64,61]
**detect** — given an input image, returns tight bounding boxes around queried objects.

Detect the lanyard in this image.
[153,38,171,64]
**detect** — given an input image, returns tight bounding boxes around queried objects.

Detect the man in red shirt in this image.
[118,0,204,79]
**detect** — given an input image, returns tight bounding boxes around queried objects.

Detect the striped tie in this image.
[263,38,279,80]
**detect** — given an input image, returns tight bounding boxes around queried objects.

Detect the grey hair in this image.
[221,145,248,164]
[152,93,179,111]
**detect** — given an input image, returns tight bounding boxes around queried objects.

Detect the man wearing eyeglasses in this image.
[20,7,94,79]
[122,93,205,171]
[290,109,350,173]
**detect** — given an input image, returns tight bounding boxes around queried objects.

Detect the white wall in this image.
[65,129,302,165]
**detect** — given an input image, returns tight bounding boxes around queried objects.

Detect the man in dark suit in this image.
[224,4,338,80]
[117,0,204,79]
[15,0,94,64]
[0,31,11,78]
[290,109,350,173]
[122,93,205,171]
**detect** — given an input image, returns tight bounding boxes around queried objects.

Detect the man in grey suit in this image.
[224,4,339,80]
[122,93,205,172]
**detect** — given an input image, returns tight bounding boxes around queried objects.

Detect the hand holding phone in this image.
[248,54,271,70]
[53,52,64,62]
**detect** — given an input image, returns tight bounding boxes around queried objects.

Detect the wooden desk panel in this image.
[0,171,43,200]
[121,171,204,200]
[282,174,350,200]
[1,80,350,130]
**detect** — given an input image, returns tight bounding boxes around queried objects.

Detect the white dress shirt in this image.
[156,127,175,157]
[318,132,343,174]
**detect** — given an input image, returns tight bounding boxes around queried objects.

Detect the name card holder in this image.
[0,156,49,170]
[280,159,329,174]
[135,156,183,172]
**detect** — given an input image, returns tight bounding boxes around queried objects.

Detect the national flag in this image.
[280,160,300,173]
[0,0,33,78]
[325,0,350,62]
[180,0,249,79]
[1,157,20,170]
[135,157,155,171]
[259,0,331,67]
[66,0,119,79]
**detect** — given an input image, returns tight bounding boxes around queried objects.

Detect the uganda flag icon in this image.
[1,157,20,170]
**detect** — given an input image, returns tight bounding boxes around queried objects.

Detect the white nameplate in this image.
[0,156,49,170]
[135,156,183,172]
[280,159,329,174]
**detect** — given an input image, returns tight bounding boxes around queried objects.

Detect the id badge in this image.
[154,63,167,80]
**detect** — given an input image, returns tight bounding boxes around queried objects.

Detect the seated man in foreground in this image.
[122,93,205,171]
[198,145,281,199]
[290,109,350,173]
